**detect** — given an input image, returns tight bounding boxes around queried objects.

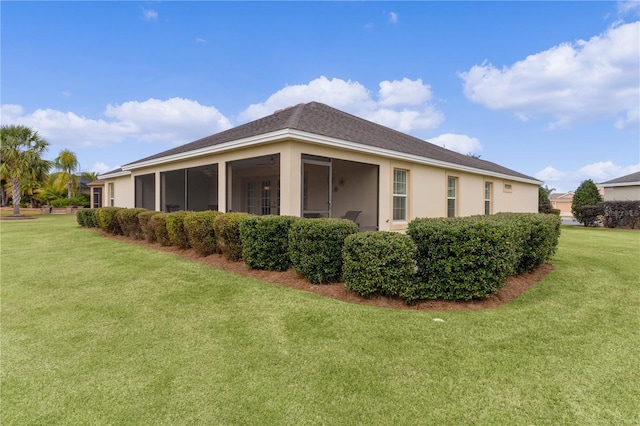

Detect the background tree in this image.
[0,125,51,216]
[538,185,554,213]
[572,179,603,226]
[81,171,99,182]
[54,149,80,198]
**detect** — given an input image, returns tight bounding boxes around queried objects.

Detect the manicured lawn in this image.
[1,215,639,425]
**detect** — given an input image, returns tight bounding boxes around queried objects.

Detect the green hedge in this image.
[95,207,124,235]
[288,218,358,284]
[149,213,171,246]
[138,210,159,243]
[600,200,640,229]
[493,213,561,274]
[240,215,299,271]
[76,209,98,228]
[184,210,223,256]
[407,217,520,301]
[166,211,192,249]
[214,212,252,261]
[116,208,147,240]
[343,231,417,298]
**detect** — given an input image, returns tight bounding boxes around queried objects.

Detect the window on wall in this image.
[108,183,115,207]
[447,176,457,218]
[484,182,492,215]
[393,169,408,221]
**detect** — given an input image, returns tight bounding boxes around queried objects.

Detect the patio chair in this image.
[341,210,361,229]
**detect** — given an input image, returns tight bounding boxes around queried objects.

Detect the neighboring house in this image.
[87,179,105,209]
[599,171,640,201]
[97,102,540,232]
[550,192,574,218]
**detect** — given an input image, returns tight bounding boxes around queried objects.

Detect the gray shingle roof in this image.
[600,171,640,185]
[124,102,536,181]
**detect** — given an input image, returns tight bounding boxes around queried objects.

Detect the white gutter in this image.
[598,181,640,188]
[121,128,542,185]
[98,169,131,179]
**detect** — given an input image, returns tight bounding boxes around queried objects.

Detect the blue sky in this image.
[2,1,639,193]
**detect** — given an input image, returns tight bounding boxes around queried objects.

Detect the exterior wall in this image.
[102,138,539,232]
[492,179,538,214]
[102,175,134,208]
[603,185,640,201]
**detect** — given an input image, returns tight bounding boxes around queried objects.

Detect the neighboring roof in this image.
[550,192,574,201]
[599,171,640,186]
[118,102,539,183]
[98,167,129,179]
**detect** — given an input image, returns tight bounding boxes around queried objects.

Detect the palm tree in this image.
[54,149,80,199]
[0,125,51,216]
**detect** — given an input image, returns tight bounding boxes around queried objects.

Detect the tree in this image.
[0,125,51,216]
[54,149,80,198]
[572,179,603,226]
[538,185,554,213]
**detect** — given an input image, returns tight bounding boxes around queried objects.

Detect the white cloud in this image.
[459,21,640,130]
[535,161,640,192]
[618,1,640,16]
[428,133,483,155]
[195,38,206,43]
[142,8,158,21]
[535,166,567,182]
[378,78,433,106]
[90,162,115,174]
[239,75,444,133]
[389,12,399,24]
[1,98,232,148]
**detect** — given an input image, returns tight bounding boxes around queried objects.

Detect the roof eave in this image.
[121,128,541,185]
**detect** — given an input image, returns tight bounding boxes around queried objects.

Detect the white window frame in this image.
[108,183,115,207]
[393,168,408,222]
[484,181,492,215]
[447,176,457,218]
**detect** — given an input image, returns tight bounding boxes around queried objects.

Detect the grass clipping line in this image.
[94,229,552,311]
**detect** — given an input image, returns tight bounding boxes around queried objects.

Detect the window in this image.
[447,176,457,218]
[393,169,408,221]
[503,182,513,192]
[484,182,492,215]
[108,183,115,207]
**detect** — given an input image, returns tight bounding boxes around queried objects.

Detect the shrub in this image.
[51,194,90,208]
[149,213,171,246]
[240,215,299,271]
[214,212,252,261]
[288,218,358,284]
[166,211,192,249]
[343,231,417,298]
[95,207,124,235]
[406,217,519,301]
[138,210,159,243]
[580,205,603,227]
[116,208,147,239]
[184,210,223,256]
[601,200,640,229]
[493,213,561,274]
[76,209,98,228]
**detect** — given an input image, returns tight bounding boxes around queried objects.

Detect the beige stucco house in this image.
[599,171,640,201]
[97,102,540,232]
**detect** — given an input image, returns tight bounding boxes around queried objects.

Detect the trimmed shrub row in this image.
[583,201,640,229]
[289,218,358,284]
[80,208,560,303]
[76,209,99,228]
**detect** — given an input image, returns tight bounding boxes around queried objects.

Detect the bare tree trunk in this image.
[11,177,21,216]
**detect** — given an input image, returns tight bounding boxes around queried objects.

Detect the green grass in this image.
[1,216,639,425]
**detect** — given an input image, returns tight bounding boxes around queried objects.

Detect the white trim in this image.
[120,128,542,185]
[99,170,131,179]
[599,182,640,188]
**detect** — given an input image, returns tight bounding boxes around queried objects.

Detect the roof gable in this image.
[123,102,537,182]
